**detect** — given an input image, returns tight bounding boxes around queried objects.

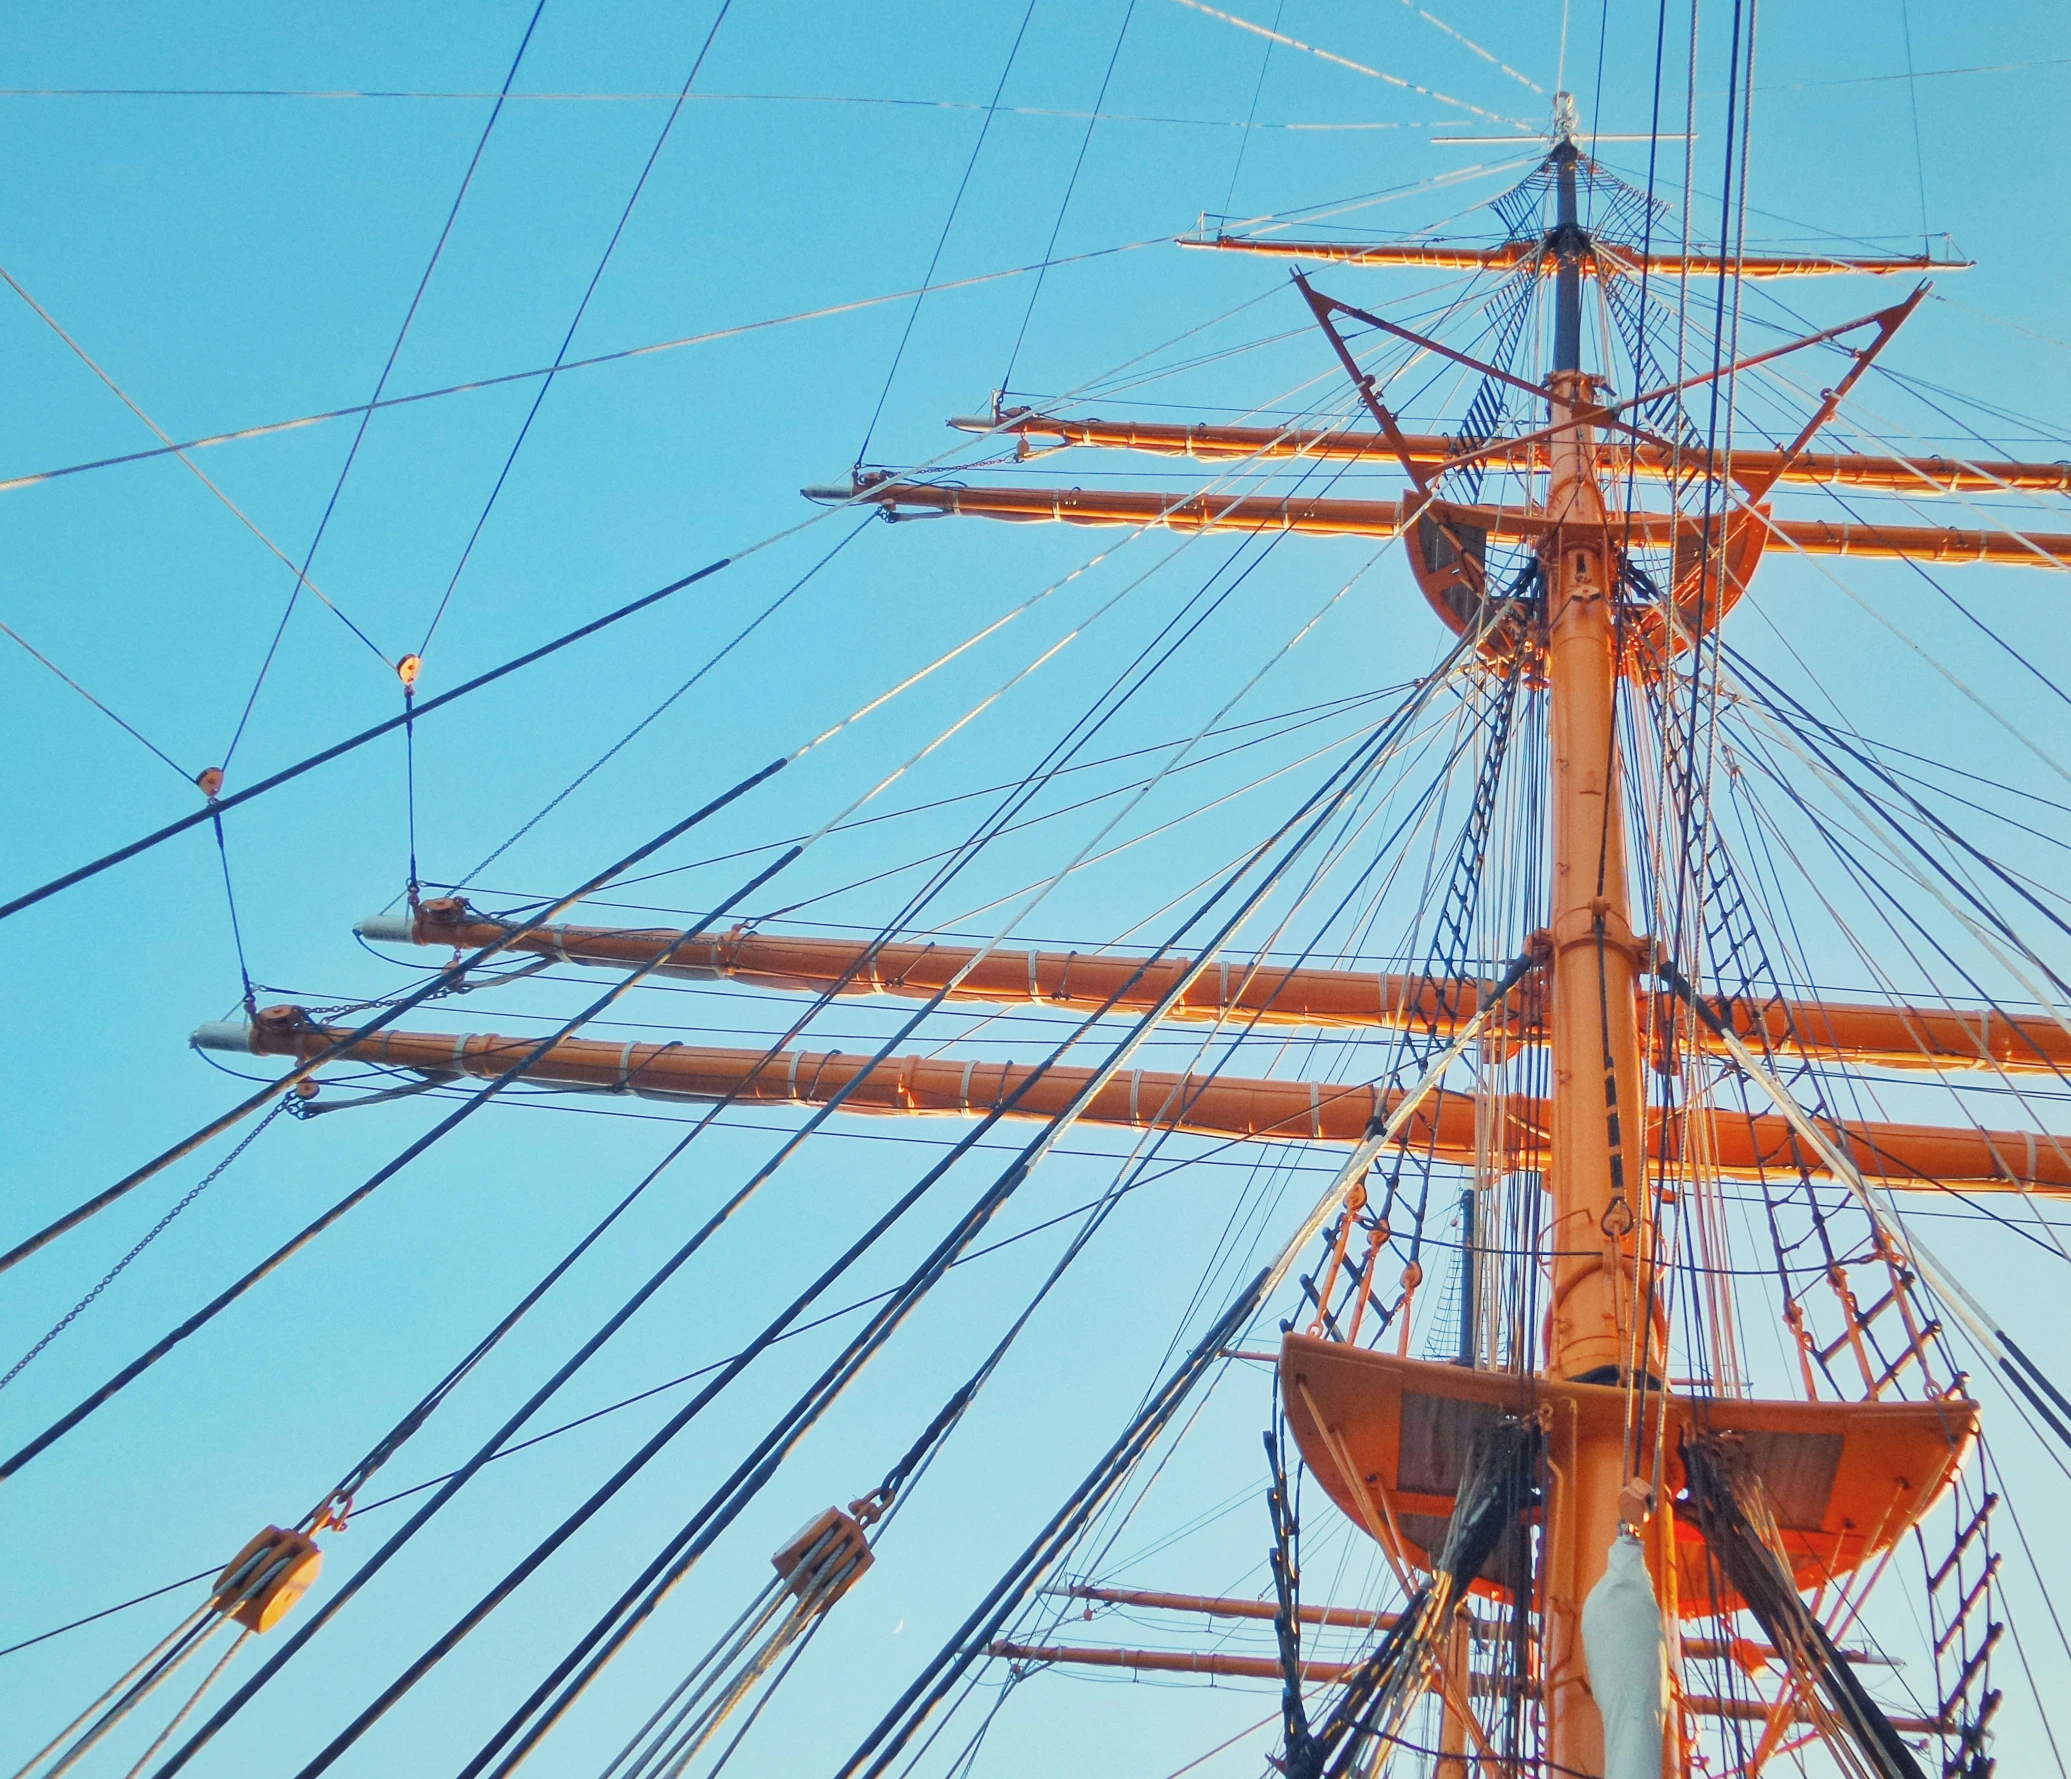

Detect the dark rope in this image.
[209,807,257,1016]
[998,0,1136,393]
[402,681,420,906]
[0,557,732,924]
[221,0,550,765]
[455,521,866,892]
[0,827,795,1479]
[416,0,734,657]
[855,0,1037,463]
[1684,1431,1927,1779]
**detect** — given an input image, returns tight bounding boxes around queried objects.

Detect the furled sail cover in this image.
[1582,1533,1667,1779]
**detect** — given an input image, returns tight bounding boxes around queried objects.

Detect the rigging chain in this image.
[0,1099,291,1395]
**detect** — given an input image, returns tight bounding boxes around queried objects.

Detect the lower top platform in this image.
[1280,1334,1976,1619]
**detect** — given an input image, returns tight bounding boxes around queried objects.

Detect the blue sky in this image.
[2,3,2069,1776]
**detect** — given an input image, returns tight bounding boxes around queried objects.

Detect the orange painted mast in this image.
[1534,125,1652,1777]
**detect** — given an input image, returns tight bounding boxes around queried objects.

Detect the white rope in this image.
[1162,0,1535,128]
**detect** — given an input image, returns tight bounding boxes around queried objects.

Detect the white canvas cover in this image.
[1582,1531,1667,1779]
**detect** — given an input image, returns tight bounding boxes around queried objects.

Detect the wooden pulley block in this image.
[770,1506,873,1613]
[212,1525,324,1633]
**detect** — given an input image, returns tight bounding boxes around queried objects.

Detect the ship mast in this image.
[1535,92,1663,1779]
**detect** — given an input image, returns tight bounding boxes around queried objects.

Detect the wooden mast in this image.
[1537,113,1658,1779]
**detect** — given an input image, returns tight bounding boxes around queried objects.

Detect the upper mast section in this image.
[1190,88,1967,280]
[1550,92,1585,375]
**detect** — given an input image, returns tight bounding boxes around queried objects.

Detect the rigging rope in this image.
[208,808,257,1015]
[856,0,1037,463]
[0,617,193,784]
[453,521,869,892]
[0,262,390,675]
[0,804,797,1479]
[219,0,550,766]
[402,669,420,906]
[1163,0,1534,130]
[575,682,1411,899]
[202,664,1447,1779]
[416,0,734,658]
[998,0,1136,394]
[0,558,730,925]
[1897,0,1932,253]
[1218,0,1284,222]
[1726,646,2071,992]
